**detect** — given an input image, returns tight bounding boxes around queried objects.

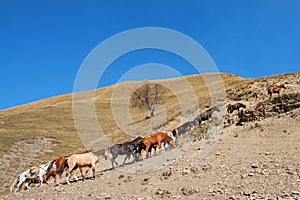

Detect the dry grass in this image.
[1,72,299,171]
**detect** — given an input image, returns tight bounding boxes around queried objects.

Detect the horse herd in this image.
[11,84,286,193]
[11,106,221,193]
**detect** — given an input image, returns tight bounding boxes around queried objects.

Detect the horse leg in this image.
[15,178,25,192]
[38,174,43,187]
[111,154,119,170]
[122,154,129,167]
[85,167,91,177]
[53,172,58,185]
[157,142,162,154]
[79,167,85,181]
[66,164,75,184]
[145,144,151,158]
[91,163,96,180]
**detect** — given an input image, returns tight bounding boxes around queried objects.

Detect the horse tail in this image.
[267,88,271,96]
[59,158,67,176]
[172,128,178,137]
[10,177,19,193]
[46,159,55,173]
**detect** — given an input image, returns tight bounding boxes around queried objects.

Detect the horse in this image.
[43,155,80,185]
[59,149,109,185]
[138,132,176,159]
[172,121,196,136]
[193,116,202,126]
[151,131,177,154]
[227,103,246,113]
[199,106,220,121]
[267,84,286,98]
[109,136,142,169]
[11,162,51,193]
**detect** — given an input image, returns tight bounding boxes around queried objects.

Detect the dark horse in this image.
[267,84,286,98]
[227,103,246,113]
[109,136,143,169]
[172,121,196,136]
[199,106,220,121]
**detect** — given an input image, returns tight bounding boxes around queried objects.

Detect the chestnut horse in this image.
[267,84,286,98]
[43,155,80,185]
[227,103,246,113]
[59,149,109,184]
[138,132,176,159]
[109,136,143,169]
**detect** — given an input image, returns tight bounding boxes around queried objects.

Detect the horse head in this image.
[102,149,110,160]
[240,103,246,108]
[212,106,220,112]
[280,84,287,89]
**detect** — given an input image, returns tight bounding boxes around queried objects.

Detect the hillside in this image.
[0,72,299,197]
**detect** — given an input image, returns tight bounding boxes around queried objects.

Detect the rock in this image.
[292,191,299,195]
[201,163,211,171]
[182,167,190,175]
[241,174,248,179]
[156,188,163,195]
[181,187,195,196]
[248,172,254,176]
[229,195,235,200]
[251,164,258,168]
[190,166,198,174]
[141,178,150,185]
[104,194,112,199]
[162,168,173,178]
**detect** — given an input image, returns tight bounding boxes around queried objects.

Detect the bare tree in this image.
[132,82,161,118]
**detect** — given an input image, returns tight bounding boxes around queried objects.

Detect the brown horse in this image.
[227,103,246,113]
[199,106,220,121]
[43,155,76,185]
[138,132,176,159]
[267,84,286,98]
[59,149,109,184]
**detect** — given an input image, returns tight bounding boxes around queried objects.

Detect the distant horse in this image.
[193,116,202,126]
[171,121,195,137]
[227,103,246,113]
[43,155,79,185]
[109,136,143,169]
[59,149,109,184]
[11,162,51,193]
[199,106,220,121]
[267,84,286,98]
[138,132,176,159]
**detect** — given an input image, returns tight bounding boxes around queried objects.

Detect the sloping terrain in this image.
[0,72,299,198]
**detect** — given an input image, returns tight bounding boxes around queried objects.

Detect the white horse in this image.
[11,162,52,193]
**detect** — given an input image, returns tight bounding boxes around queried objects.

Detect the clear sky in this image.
[1,0,299,110]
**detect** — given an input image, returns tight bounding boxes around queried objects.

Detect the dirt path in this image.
[3,109,300,200]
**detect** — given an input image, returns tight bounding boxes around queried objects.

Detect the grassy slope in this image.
[0,73,244,163]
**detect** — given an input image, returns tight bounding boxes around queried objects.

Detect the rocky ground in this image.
[3,107,300,200]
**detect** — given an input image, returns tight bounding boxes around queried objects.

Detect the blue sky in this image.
[1,0,299,110]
